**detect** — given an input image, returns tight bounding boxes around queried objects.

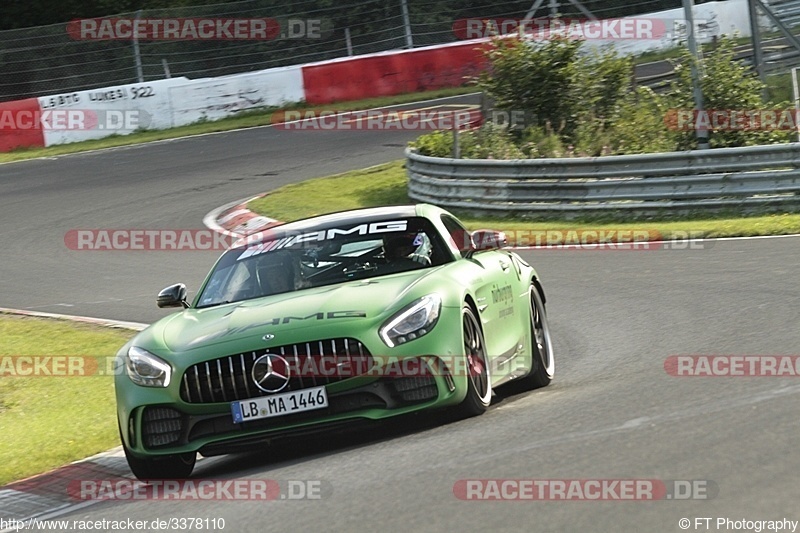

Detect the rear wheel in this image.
[516,284,554,390]
[120,424,196,480]
[454,305,492,418]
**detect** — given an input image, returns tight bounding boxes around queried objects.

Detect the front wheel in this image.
[453,305,492,418]
[516,284,554,390]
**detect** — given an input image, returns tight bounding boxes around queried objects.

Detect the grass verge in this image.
[247,160,800,239]
[0,87,478,164]
[0,315,134,486]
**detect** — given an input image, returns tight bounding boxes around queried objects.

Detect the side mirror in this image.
[471,230,508,251]
[157,283,188,308]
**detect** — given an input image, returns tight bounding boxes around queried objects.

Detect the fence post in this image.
[400,0,414,48]
[344,27,354,56]
[133,9,144,83]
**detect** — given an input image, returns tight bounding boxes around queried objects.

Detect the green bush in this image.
[477,36,582,139]
[412,123,527,159]
[606,87,678,154]
[460,123,526,159]
[477,35,633,143]
[670,36,793,149]
[575,46,634,130]
[412,34,790,159]
[518,126,568,158]
[411,130,454,157]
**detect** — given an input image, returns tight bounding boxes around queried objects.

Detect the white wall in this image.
[167,65,305,126]
[38,78,187,147]
[38,65,305,147]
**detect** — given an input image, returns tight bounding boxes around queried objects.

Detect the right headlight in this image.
[379,294,441,347]
[125,346,172,387]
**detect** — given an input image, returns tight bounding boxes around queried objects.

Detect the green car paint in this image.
[115,204,554,479]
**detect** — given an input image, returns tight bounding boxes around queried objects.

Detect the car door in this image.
[440,215,523,381]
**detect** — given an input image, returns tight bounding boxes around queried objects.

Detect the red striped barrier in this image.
[0,98,46,152]
[301,41,488,105]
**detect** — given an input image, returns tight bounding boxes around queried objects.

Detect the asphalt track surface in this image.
[2,94,799,532]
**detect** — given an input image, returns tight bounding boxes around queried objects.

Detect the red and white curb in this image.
[0,192,281,525]
[0,309,147,528]
[202,194,281,238]
[0,448,132,529]
[0,448,217,530]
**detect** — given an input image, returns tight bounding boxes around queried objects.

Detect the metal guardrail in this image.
[770,0,800,27]
[406,144,800,216]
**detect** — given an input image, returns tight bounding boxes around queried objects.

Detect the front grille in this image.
[180,338,372,404]
[142,406,184,448]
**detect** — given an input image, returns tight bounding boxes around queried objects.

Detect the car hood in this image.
[153,270,439,353]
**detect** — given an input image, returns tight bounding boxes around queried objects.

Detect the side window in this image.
[440,215,473,255]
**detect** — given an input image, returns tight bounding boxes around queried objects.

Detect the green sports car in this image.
[115,204,554,479]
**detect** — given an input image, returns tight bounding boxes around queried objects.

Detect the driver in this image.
[383,232,432,267]
[254,251,310,296]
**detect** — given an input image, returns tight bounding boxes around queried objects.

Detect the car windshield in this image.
[196,216,450,308]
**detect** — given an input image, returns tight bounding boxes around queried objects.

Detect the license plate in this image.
[231,386,328,423]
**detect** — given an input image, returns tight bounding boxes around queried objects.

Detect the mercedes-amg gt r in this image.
[115,204,554,479]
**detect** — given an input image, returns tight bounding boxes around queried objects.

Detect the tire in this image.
[516,284,555,390]
[454,305,492,418]
[120,425,196,480]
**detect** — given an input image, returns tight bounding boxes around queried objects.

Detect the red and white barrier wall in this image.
[301,40,487,105]
[0,40,486,153]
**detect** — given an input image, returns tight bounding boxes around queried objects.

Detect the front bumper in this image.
[117,355,466,458]
[116,302,474,459]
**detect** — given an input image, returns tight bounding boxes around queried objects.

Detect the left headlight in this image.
[125,346,172,387]
[380,294,441,347]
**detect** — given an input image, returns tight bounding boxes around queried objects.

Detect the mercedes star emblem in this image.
[251,353,291,393]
